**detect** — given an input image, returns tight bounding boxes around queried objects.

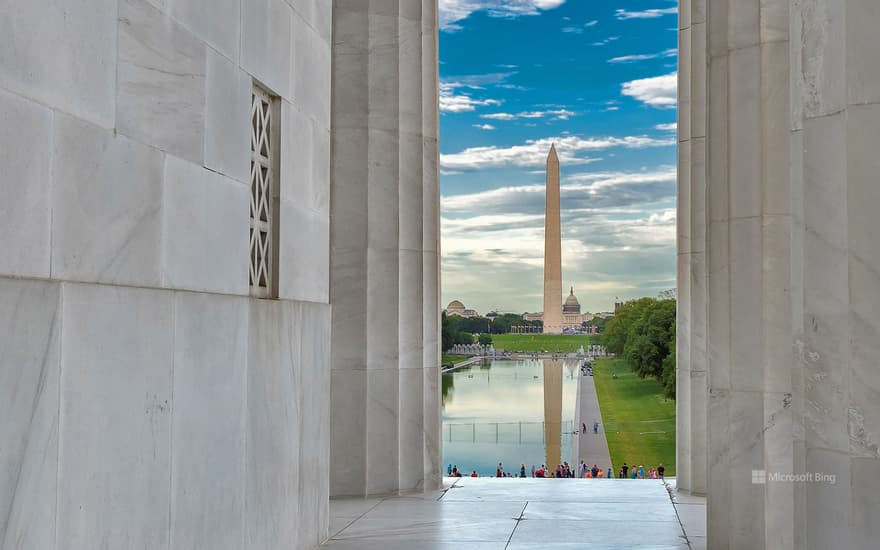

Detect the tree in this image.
[478,333,493,345]
[662,336,676,398]
[600,296,677,399]
[442,312,454,351]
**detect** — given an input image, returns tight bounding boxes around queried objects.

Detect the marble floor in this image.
[323,477,706,549]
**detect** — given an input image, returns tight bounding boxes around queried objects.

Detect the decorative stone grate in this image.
[250,85,275,297]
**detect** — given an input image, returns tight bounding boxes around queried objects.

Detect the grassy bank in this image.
[593,358,676,475]
[491,334,593,353]
[441,353,470,366]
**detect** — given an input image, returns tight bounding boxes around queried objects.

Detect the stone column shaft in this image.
[330,0,441,497]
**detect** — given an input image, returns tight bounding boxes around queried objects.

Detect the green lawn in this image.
[491,333,593,353]
[441,353,470,366]
[593,358,676,475]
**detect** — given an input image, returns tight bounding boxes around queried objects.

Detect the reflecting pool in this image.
[442,358,581,477]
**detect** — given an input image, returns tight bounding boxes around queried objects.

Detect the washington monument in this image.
[542,144,563,334]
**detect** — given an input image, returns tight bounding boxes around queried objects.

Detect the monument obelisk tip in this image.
[548,143,558,162]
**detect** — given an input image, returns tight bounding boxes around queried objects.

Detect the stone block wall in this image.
[0,1,334,549]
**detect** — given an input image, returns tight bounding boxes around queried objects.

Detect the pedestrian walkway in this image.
[574,369,612,472]
[323,477,703,548]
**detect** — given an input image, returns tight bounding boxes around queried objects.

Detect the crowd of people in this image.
[447,461,666,480]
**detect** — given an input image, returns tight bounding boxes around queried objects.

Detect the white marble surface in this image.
[168,0,240,61]
[280,100,330,214]
[0,89,52,278]
[278,200,330,303]
[57,283,174,550]
[162,156,250,295]
[241,0,292,97]
[245,299,302,548]
[170,292,247,550]
[0,0,117,128]
[291,10,331,129]
[0,279,60,549]
[324,479,692,549]
[205,47,251,184]
[51,114,164,287]
[117,0,206,163]
[298,302,332,549]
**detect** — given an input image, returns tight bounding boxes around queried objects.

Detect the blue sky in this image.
[439,0,678,315]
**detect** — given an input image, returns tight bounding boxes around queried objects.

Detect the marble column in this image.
[683,0,880,547]
[676,0,708,497]
[791,1,880,548]
[329,0,440,497]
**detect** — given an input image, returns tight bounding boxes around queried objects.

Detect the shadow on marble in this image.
[321,478,689,549]
[321,541,507,550]
[674,502,706,538]
[511,518,686,546]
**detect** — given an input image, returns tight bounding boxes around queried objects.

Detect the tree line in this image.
[600,295,676,399]
[442,313,543,350]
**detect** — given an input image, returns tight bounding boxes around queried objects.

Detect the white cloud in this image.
[440,135,674,171]
[614,7,678,20]
[473,123,496,130]
[608,48,677,63]
[622,72,677,108]
[440,0,567,31]
[442,167,677,212]
[440,81,503,113]
[480,108,575,121]
[440,168,678,312]
[655,122,677,131]
[591,36,620,46]
[585,20,598,27]
[561,26,583,34]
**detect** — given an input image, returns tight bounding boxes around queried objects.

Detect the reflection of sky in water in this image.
[442,359,580,476]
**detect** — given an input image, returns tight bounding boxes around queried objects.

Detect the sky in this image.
[439,0,678,315]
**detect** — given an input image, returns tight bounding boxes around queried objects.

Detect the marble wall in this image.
[0,1,338,548]
[329,0,442,497]
[678,0,880,548]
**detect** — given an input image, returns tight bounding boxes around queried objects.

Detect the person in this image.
[631,469,637,479]
[582,422,587,434]
[622,462,629,478]
[520,464,526,478]
[496,463,503,478]
[451,466,462,477]
[470,471,478,477]
[648,468,656,479]
[619,467,624,478]
[536,465,545,478]
[657,463,665,480]
[593,421,599,434]
[531,464,536,477]
[591,464,599,478]
[607,467,613,478]
[447,464,452,476]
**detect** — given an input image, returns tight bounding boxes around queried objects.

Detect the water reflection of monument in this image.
[543,359,563,469]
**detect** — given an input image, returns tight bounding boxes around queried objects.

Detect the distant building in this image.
[525,288,594,330]
[444,300,480,318]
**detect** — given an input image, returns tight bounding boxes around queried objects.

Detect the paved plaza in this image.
[324,478,706,549]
